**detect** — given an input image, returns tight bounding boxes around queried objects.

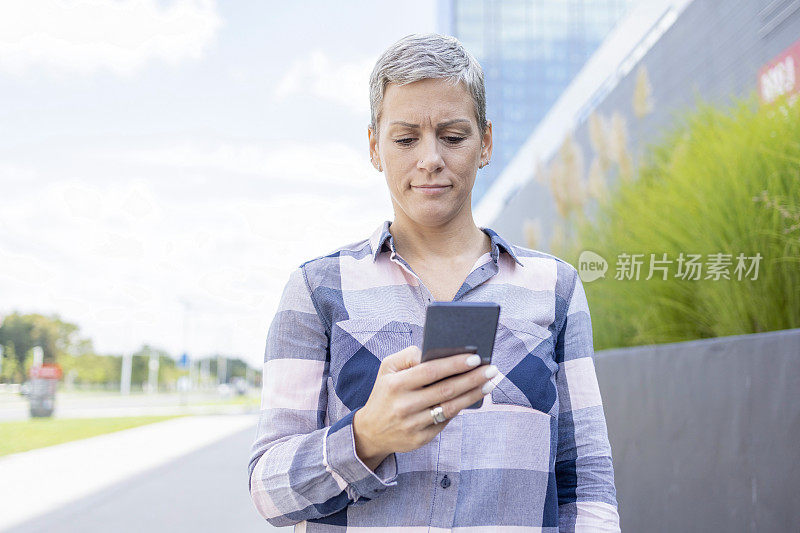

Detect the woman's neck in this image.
[388,215,491,267]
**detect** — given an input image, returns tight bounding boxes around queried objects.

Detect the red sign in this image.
[759,38,800,104]
[30,364,63,380]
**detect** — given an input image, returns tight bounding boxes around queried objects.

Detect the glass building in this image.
[438,0,633,205]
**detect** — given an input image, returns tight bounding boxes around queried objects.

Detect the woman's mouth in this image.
[412,185,451,195]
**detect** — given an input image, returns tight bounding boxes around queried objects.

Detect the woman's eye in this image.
[393,136,465,146]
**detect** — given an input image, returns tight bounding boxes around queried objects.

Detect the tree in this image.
[0,312,80,382]
[1,312,98,384]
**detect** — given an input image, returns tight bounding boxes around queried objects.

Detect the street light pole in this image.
[217,355,226,385]
[179,298,193,404]
[120,352,132,396]
[32,346,43,367]
[147,352,159,394]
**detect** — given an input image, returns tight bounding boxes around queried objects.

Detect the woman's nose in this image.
[417,134,444,173]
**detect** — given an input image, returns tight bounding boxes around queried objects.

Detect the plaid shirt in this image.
[248,220,619,532]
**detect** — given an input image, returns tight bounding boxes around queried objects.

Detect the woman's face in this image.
[368,78,492,226]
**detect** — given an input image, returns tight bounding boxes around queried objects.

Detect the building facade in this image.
[478,0,800,251]
[438,0,632,205]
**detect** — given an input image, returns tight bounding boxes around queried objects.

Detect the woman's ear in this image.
[368,126,382,172]
[480,120,493,168]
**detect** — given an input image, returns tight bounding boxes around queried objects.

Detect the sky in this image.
[0,0,439,368]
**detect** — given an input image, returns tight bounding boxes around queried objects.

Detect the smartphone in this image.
[420,301,500,409]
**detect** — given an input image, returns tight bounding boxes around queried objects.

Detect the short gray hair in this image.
[368,33,487,136]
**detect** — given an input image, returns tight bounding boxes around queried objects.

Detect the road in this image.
[4,423,291,533]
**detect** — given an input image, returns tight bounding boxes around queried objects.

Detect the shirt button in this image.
[440,475,451,489]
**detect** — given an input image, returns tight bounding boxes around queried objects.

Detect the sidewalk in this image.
[0,413,259,531]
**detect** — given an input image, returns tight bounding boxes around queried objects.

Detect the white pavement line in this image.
[0,413,258,531]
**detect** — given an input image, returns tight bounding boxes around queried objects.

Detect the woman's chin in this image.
[406,206,466,226]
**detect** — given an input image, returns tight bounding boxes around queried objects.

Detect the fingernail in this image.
[484,365,498,379]
[482,380,496,394]
[465,354,481,367]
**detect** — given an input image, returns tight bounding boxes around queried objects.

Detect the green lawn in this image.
[0,414,189,457]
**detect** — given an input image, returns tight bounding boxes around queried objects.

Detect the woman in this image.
[249,33,620,532]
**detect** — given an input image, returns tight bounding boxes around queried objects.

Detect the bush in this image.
[571,93,800,349]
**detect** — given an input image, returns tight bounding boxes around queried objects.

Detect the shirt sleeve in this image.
[247,265,399,527]
[554,266,621,532]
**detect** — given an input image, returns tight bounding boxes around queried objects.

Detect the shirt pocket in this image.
[329,317,413,411]
[490,316,558,417]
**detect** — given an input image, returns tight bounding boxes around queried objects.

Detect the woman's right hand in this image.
[352,345,498,471]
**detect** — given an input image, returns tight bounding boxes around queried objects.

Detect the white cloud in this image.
[105,139,380,190]
[273,50,374,114]
[0,140,393,365]
[0,0,222,77]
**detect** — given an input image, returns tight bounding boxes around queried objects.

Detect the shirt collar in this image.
[369,220,523,267]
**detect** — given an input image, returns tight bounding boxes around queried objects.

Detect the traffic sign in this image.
[29,363,62,380]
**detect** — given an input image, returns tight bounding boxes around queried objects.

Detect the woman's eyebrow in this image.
[389,119,471,129]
